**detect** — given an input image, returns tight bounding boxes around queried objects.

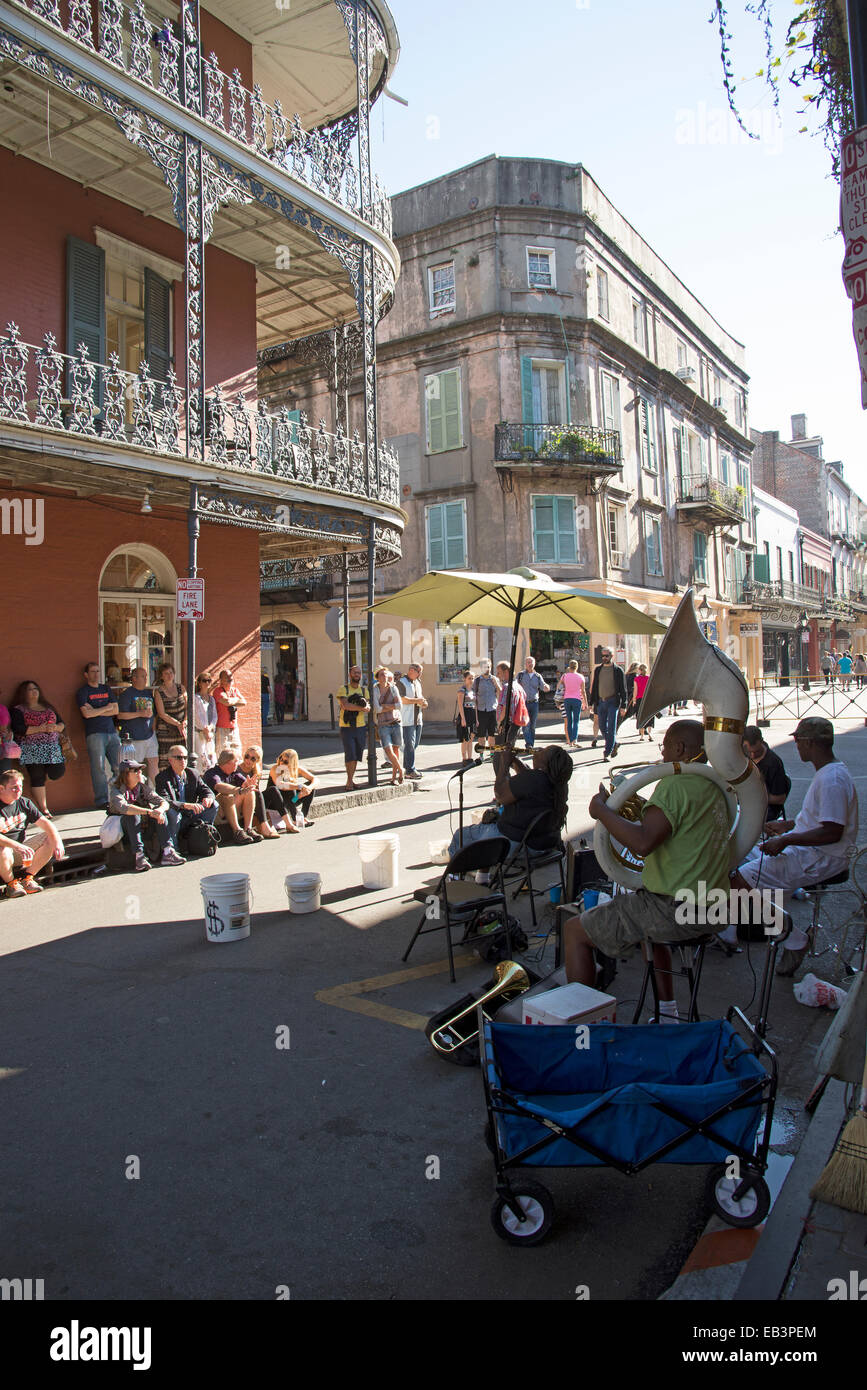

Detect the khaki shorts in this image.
[581,888,713,956]
[7,829,49,864]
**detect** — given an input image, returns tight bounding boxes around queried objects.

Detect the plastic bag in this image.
[99,815,124,849]
[793,972,846,1010]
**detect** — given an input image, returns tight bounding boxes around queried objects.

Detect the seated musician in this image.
[564,720,730,1020]
[447,746,573,878]
[730,717,858,976]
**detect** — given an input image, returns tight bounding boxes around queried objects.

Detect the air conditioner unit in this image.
[675,366,696,383]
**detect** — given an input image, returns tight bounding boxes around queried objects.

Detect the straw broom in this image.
[810,1051,867,1215]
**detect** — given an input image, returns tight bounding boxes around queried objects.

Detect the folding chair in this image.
[404,836,514,983]
[501,811,566,929]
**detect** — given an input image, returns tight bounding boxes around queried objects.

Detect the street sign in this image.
[261,629,275,650]
[841,127,867,407]
[740,623,759,635]
[177,577,205,621]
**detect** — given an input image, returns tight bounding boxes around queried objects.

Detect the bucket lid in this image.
[200,874,250,890]
[357,834,400,847]
[285,873,321,888]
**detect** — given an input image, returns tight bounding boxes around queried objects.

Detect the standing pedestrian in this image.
[213,669,246,757]
[76,660,122,810]
[588,648,627,762]
[117,667,159,781]
[821,650,833,685]
[517,657,550,750]
[153,662,188,770]
[274,674,287,724]
[455,669,477,764]
[561,660,587,749]
[837,650,853,690]
[854,652,867,688]
[495,663,530,749]
[373,668,404,784]
[473,660,500,762]
[261,672,271,726]
[11,680,67,817]
[193,673,217,772]
[399,663,427,781]
[634,664,654,740]
[336,664,370,792]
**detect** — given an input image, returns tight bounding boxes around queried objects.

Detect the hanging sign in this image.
[177,577,205,621]
[841,127,867,408]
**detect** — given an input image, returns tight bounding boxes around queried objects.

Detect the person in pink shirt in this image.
[633,664,655,741]
[561,660,587,748]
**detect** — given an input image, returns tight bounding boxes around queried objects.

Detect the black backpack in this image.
[180,820,220,857]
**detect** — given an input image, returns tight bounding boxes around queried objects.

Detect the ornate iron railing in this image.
[11,0,392,239]
[494,421,621,468]
[0,324,400,506]
[677,471,746,521]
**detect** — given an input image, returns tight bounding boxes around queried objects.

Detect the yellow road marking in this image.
[315,954,476,1030]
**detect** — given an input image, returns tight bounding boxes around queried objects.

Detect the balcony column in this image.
[351,1,379,499]
[180,0,206,459]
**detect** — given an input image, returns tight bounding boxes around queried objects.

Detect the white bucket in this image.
[285,872,321,914]
[358,833,400,890]
[200,873,251,943]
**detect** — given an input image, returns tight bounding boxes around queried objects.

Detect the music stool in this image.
[631,934,712,1025]
[804,867,850,958]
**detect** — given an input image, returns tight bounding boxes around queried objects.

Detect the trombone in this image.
[427,961,530,1056]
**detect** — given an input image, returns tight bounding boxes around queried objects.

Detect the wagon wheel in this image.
[709,1167,770,1228]
[490,1182,555,1245]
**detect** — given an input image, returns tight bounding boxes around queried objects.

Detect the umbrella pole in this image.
[496,594,525,769]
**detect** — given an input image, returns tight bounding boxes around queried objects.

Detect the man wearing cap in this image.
[733,717,858,974]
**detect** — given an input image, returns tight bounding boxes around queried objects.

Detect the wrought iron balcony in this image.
[0,325,400,507]
[494,422,621,473]
[733,579,828,614]
[7,0,392,239]
[676,472,746,525]
[260,561,333,600]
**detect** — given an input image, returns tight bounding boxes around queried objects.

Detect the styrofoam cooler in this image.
[523,982,616,1026]
[200,873,251,942]
[285,872,321,913]
[357,833,400,889]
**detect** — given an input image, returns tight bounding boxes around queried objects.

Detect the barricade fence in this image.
[750,677,867,723]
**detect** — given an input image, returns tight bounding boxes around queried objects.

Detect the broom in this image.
[810,1049,867,1215]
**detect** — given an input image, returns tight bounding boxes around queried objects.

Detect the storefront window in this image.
[100,546,177,685]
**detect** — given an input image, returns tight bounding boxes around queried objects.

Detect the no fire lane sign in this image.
[177,578,205,621]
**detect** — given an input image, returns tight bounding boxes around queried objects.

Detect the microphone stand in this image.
[449,756,482,848]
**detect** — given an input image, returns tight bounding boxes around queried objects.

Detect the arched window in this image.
[99,545,179,686]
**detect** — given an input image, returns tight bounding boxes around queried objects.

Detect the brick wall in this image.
[0,489,261,811]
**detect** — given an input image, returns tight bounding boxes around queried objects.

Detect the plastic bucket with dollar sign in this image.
[200,873,251,942]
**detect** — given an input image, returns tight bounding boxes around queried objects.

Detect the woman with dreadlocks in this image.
[447,745,573,872]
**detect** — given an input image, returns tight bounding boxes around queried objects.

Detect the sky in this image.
[369,0,867,497]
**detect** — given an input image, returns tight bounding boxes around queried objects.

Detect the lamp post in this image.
[697,595,712,640]
[800,611,810,690]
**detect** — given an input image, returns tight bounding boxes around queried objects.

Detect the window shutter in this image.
[521,355,534,448]
[693,531,707,578]
[426,375,443,454]
[533,497,555,563]
[564,357,572,425]
[753,552,770,583]
[646,518,661,575]
[556,497,577,562]
[427,504,445,569]
[442,369,461,450]
[444,501,466,568]
[66,236,105,403]
[144,268,171,386]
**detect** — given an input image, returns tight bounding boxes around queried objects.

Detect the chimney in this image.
[791,413,807,440]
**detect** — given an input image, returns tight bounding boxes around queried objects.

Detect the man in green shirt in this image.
[336,665,370,792]
[564,720,730,1017]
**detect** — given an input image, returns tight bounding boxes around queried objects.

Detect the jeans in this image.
[121,808,179,857]
[262,694,270,724]
[596,697,620,756]
[564,698,582,744]
[403,722,422,773]
[86,731,122,807]
[523,701,539,748]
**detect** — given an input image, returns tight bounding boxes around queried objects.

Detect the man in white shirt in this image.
[399,663,427,781]
[733,717,858,974]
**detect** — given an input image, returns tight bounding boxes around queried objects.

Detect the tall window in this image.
[719,451,731,486]
[428,262,455,312]
[532,496,578,564]
[437,625,470,682]
[596,267,609,320]
[644,515,663,576]
[424,369,462,453]
[527,247,555,289]
[693,531,708,583]
[600,370,620,432]
[638,395,657,472]
[676,339,688,371]
[632,299,647,353]
[607,503,626,567]
[426,500,467,570]
[99,546,178,686]
[521,357,567,427]
[348,628,369,673]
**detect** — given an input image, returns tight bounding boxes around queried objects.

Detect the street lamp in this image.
[697,595,712,639]
[799,611,810,690]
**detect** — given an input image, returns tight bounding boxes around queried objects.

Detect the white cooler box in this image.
[523,982,616,1026]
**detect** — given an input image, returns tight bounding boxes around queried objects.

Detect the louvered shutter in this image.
[442,369,461,450]
[556,497,577,562]
[444,501,465,568]
[533,497,555,563]
[521,355,534,448]
[427,504,445,569]
[426,375,443,453]
[144,269,171,383]
[66,236,105,404]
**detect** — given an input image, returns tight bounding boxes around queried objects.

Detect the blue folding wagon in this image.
[481,1008,776,1244]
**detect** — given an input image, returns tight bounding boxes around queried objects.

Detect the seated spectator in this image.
[155,745,218,854]
[107,760,184,873]
[265,748,319,832]
[193,673,217,772]
[10,680,66,817]
[0,767,65,896]
[238,744,280,839]
[203,749,261,845]
[743,726,791,821]
[117,667,159,782]
[447,745,573,877]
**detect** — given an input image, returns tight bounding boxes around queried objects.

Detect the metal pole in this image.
[848,0,867,126]
[367,520,377,787]
[186,480,199,765]
[342,550,350,685]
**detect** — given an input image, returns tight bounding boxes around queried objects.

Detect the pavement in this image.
[2,700,865,1302]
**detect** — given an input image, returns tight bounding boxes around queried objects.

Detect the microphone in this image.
[450,758,482,778]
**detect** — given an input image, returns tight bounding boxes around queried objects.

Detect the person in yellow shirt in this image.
[335,665,370,792]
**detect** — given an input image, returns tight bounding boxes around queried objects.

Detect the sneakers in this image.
[6,880,27,898]
[134,852,151,873]
[406,771,422,781]
[21,875,43,894]
[160,848,186,867]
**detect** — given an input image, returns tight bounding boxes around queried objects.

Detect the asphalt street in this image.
[1,699,864,1300]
